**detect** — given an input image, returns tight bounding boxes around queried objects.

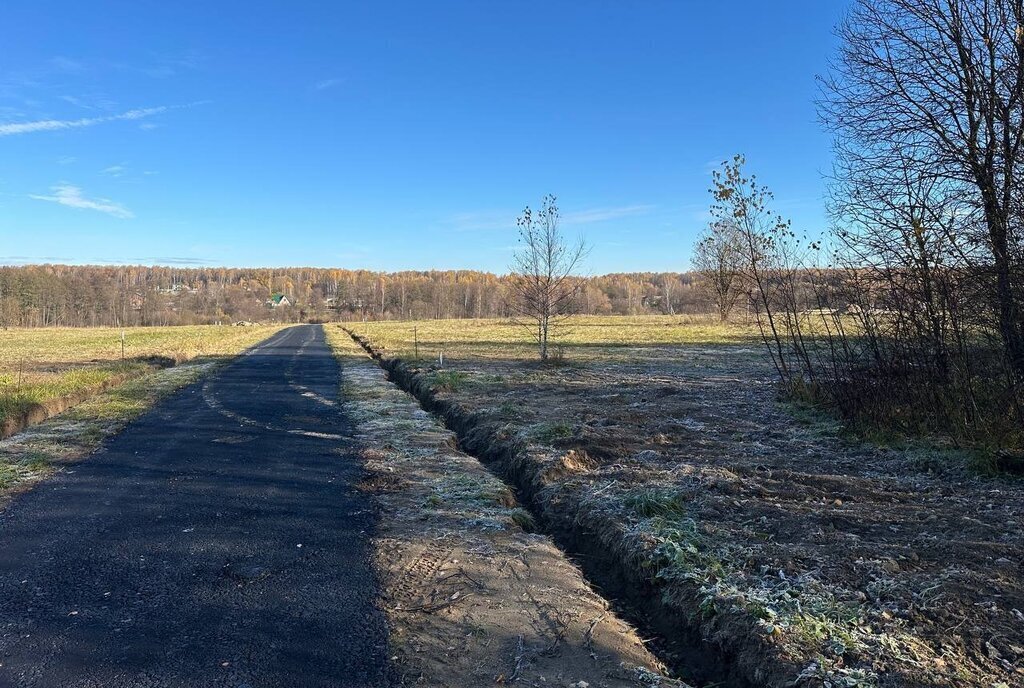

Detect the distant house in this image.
[268,293,291,308]
[160,284,198,295]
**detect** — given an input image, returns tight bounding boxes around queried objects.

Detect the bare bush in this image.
[707,155,820,384]
[691,1,1024,460]
[696,146,1023,457]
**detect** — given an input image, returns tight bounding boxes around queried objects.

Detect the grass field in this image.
[0,325,287,426]
[346,315,760,363]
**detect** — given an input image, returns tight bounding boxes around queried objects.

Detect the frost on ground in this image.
[348,321,1024,688]
[325,328,685,688]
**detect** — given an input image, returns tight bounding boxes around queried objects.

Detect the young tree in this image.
[709,155,816,381]
[508,195,588,361]
[692,220,744,321]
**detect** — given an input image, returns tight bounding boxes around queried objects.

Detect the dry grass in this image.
[345,315,760,364]
[0,325,287,424]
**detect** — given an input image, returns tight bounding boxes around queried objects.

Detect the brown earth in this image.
[346,328,1024,688]
[329,332,687,688]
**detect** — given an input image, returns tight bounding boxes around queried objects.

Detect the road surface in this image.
[0,325,394,687]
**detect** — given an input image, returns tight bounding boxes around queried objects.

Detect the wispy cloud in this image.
[58,94,119,112]
[102,50,205,79]
[49,56,87,73]
[0,57,91,102]
[704,157,731,174]
[444,204,655,232]
[313,77,344,91]
[0,106,166,137]
[562,204,655,225]
[102,164,126,177]
[58,95,96,110]
[30,184,133,219]
[0,255,70,265]
[443,211,517,232]
[0,105,29,119]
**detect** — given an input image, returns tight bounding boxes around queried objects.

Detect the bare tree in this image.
[692,220,745,321]
[821,0,1024,383]
[508,195,588,361]
[659,275,677,315]
[709,155,816,381]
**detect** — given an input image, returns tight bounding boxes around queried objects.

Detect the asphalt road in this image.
[0,325,394,687]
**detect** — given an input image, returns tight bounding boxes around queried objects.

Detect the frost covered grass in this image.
[343,316,1024,687]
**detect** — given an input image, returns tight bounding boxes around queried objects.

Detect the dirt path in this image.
[0,325,394,687]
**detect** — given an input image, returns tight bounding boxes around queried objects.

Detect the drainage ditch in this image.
[344,329,795,688]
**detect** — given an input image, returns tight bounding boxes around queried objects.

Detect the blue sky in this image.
[1,1,847,273]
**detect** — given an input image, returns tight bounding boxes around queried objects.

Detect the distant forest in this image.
[0,265,708,327]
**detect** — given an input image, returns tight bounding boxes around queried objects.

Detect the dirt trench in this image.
[330,329,686,687]
[344,329,791,688]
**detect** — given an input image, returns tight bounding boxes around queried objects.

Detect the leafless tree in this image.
[692,220,745,321]
[508,195,588,361]
[821,0,1024,384]
[822,156,988,436]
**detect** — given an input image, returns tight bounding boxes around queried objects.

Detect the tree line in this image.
[0,264,708,328]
